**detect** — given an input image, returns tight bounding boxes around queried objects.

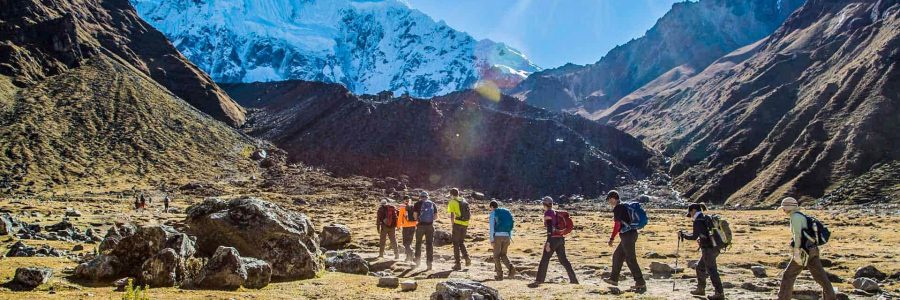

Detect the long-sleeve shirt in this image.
[682,212,714,248]
[790,211,809,250]
[488,210,511,242]
[544,209,556,242]
[609,204,630,241]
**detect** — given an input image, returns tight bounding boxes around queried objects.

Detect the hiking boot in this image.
[630,285,647,294]
[452,264,462,271]
[690,289,706,296]
[602,278,618,286]
[494,275,503,281]
[707,293,725,300]
[527,282,541,288]
[465,258,471,266]
[508,269,517,277]
[425,264,432,271]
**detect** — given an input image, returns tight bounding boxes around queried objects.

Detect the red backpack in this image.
[382,205,398,227]
[553,210,574,236]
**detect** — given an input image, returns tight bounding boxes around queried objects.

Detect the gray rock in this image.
[139,248,182,287]
[431,279,501,300]
[649,261,675,277]
[854,265,886,281]
[378,276,400,288]
[687,260,699,270]
[643,252,666,259]
[165,233,197,258]
[113,277,134,292]
[320,223,352,249]
[195,246,247,290]
[12,267,53,288]
[434,230,452,247]
[401,280,418,292]
[241,257,272,289]
[107,224,177,276]
[6,241,37,257]
[852,277,880,292]
[0,213,18,235]
[751,266,767,278]
[325,251,369,274]
[186,197,322,280]
[64,208,82,217]
[75,255,120,281]
[72,244,84,251]
[740,282,772,292]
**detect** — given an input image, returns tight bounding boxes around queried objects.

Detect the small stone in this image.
[378,276,400,288]
[643,252,666,259]
[751,266,767,278]
[649,261,675,277]
[852,277,880,292]
[740,282,772,292]
[687,260,699,270]
[72,245,84,251]
[854,265,886,281]
[400,280,417,292]
[607,286,623,295]
[12,267,53,288]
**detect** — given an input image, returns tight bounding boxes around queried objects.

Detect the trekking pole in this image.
[673,231,682,292]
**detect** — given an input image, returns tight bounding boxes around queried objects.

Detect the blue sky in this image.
[406,0,683,68]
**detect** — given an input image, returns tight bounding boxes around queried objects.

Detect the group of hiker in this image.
[131,190,172,212]
[375,189,837,300]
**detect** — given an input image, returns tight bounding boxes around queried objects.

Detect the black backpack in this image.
[797,212,830,247]
[456,199,471,222]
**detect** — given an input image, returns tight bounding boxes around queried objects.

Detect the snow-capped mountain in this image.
[131,0,540,98]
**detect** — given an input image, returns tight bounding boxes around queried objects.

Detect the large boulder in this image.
[75,255,120,281]
[194,246,247,290]
[98,224,137,254]
[139,248,182,287]
[324,251,369,274]
[165,233,197,258]
[431,279,502,300]
[855,265,887,281]
[852,277,880,292]
[320,224,352,249]
[0,213,18,235]
[12,267,53,289]
[241,257,272,289]
[185,197,322,280]
[107,224,178,276]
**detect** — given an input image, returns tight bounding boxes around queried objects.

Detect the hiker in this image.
[489,200,517,280]
[447,188,471,270]
[679,203,725,300]
[163,193,171,212]
[776,197,836,300]
[530,196,578,287]
[603,190,646,293]
[397,196,418,261]
[133,196,141,210]
[376,199,400,259]
[413,191,437,270]
[139,192,147,209]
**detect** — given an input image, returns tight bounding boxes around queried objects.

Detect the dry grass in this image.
[1,187,897,299]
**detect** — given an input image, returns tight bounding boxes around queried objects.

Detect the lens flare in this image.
[474,80,501,102]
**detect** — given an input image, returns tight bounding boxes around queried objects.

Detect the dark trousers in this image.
[414,223,434,266]
[493,236,515,278]
[401,227,415,261]
[378,226,398,257]
[778,247,836,300]
[696,247,723,294]
[611,230,646,286]
[452,223,470,265]
[535,237,578,283]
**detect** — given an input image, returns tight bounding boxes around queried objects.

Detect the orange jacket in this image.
[397,205,417,228]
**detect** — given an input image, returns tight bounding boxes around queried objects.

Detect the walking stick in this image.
[673,231,682,292]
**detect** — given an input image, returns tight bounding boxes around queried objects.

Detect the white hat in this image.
[778,197,799,210]
[380,199,388,205]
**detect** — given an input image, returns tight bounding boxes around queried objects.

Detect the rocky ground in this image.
[0,169,897,299]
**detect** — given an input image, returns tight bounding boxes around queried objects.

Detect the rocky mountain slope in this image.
[508,0,805,113]
[131,0,540,98]
[223,81,655,199]
[604,0,900,205]
[0,0,258,193]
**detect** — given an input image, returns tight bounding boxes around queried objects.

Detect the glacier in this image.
[131,0,541,98]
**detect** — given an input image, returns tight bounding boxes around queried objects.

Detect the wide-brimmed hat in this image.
[541,196,553,205]
[778,197,799,210]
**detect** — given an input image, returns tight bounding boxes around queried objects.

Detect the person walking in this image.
[776,197,836,300]
[413,191,437,270]
[529,196,578,287]
[376,199,400,259]
[679,203,725,300]
[163,193,171,212]
[447,188,471,270]
[397,196,418,261]
[139,192,147,210]
[489,200,517,280]
[603,190,646,293]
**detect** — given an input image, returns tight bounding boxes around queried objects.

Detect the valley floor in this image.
[0,184,897,299]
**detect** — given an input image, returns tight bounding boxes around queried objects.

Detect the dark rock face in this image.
[107,225,175,276]
[185,197,322,280]
[225,82,655,199]
[12,267,53,289]
[0,0,245,126]
[431,279,502,300]
[75,255,120,281]
[605,0,900,205]
[855,265,887,281]
[509,0,805,113]
[320,224,352,250]
[139,248,182,287]
[324,251,369,275]
[195,246,247,290]
[241,257,273,289]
